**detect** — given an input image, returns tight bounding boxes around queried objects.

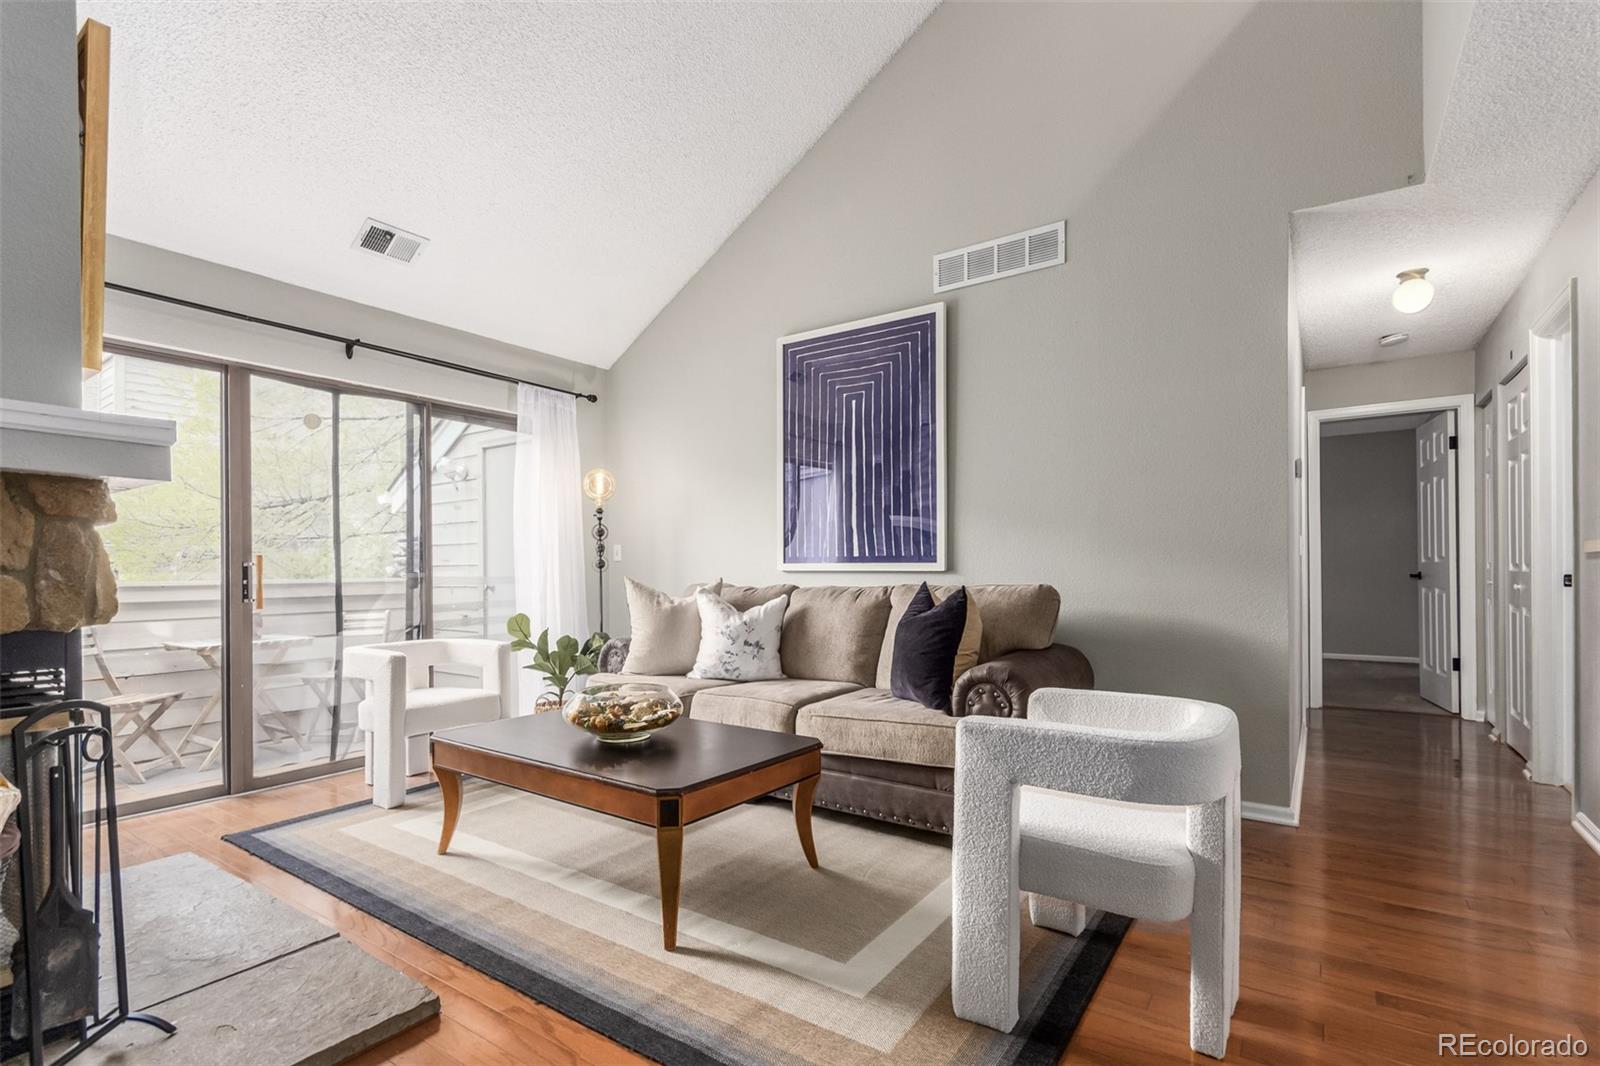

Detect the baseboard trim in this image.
[1242,801,1298,826]
[1242,726,1308,828]
[1322,653,1419,664]
[1575,812,1600,859]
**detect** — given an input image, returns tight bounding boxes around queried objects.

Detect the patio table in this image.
[161,634,314,771]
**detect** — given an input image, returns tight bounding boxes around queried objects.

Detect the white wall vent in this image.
[353,218,429,264]
[933,220,1065,293]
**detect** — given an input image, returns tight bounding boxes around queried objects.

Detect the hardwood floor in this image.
[113,708,1598,1064]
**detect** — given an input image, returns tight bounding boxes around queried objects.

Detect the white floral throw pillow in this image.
[688,591,788,681]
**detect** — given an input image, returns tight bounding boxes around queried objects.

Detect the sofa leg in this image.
[363,731,374,786]
[1028,894,1087,936]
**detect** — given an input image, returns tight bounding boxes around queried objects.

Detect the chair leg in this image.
[951,778,1023,1033]
[1189,794,1238,1059]
[1028,894,1087,936]
[371,722,409,809]
[405,734,430,776]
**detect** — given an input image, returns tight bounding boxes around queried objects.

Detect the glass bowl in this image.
[562,682,684,744]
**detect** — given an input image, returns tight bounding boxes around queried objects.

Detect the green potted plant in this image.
[506,614,609,712]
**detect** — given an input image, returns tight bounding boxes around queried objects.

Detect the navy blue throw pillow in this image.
[890,584,969,712]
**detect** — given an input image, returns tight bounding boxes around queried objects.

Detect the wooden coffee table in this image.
[428,713,823,951]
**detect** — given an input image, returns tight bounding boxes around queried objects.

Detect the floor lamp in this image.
[583,468,616,633]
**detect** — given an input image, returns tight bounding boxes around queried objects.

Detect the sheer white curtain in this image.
[513,385,590,706]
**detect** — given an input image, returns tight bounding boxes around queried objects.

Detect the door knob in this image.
[1409,571,1423,580]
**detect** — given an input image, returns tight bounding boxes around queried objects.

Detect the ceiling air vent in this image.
[933,220,1065,293]
[352,218,429,264]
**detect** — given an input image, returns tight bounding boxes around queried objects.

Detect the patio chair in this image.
[82,627,186,784]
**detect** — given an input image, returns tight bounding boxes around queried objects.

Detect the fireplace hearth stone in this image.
[39,852,437,1065]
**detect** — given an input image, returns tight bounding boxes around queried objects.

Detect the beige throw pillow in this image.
[621,577,721,675]
[876,584,983,689]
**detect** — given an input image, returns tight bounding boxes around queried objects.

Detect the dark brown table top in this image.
[430,712,821,794]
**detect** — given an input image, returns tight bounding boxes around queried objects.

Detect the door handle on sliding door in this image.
[1409,571,1423,580]
[242,554,265,605]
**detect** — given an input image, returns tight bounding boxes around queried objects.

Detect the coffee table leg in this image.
[794,774,820,869]
[436,766,462,855]
[656,826,683,951]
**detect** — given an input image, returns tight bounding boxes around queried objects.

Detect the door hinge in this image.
[1451,656,1461,671]
[1448,434,1458,450]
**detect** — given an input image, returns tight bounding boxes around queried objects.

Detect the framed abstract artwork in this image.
[778,302,946,571]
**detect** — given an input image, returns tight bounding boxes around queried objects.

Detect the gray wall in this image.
[1475,168,1598,823]
[602,1,1423,808]
[0,1,83,408]
[1305,349,1475,411]
[1320,431,1418,659]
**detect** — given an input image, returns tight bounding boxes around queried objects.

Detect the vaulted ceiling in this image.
[81,1,937,368]
[1292,1,1600,371]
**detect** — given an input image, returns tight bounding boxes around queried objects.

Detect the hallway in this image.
[1321,659,1452,716]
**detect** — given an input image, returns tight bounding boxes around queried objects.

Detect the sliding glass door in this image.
[94,345,509,805]
[239,374,423,787]
[81,352,228,812]
[429,411,518,638]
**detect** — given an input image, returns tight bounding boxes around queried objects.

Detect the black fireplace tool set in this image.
[8,700,174,1064]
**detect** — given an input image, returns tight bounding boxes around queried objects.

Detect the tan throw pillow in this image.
[877,584,983,689]
[720,582,799,611]
[622,577,721,675]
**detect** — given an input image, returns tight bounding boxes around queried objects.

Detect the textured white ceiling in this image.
[80,1,936,368]
[1292,1,1600,370]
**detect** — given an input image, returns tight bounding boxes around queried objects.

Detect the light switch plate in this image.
[612,544,623,562]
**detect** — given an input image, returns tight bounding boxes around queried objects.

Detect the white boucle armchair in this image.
[345,639,513,809]
[952,689,1241,1059]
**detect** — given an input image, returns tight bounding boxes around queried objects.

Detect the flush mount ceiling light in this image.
[1391,268,1434,314]
[1378,332,1410,347]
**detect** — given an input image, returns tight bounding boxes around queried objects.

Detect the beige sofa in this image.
[592,582,1093,833]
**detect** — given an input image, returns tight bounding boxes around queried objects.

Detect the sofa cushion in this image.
[780,586,892,686]
[691,678,860,733]
[621,578,720,675]
[968,584,1059,660]
[796,688,958,768]
[876,584,983,688]
[720,582,798,611]
[584,672,733,712]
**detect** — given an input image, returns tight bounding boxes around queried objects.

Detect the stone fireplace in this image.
[1,474,119,638]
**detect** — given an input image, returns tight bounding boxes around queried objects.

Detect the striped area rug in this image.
[226,782,1128,1065]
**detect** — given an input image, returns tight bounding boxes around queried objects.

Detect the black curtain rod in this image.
[105,281,599,403]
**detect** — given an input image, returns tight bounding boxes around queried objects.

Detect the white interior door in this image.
[1415,411,1457,711]
[1478,402,1495,723]
[1501,365,1533,757]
